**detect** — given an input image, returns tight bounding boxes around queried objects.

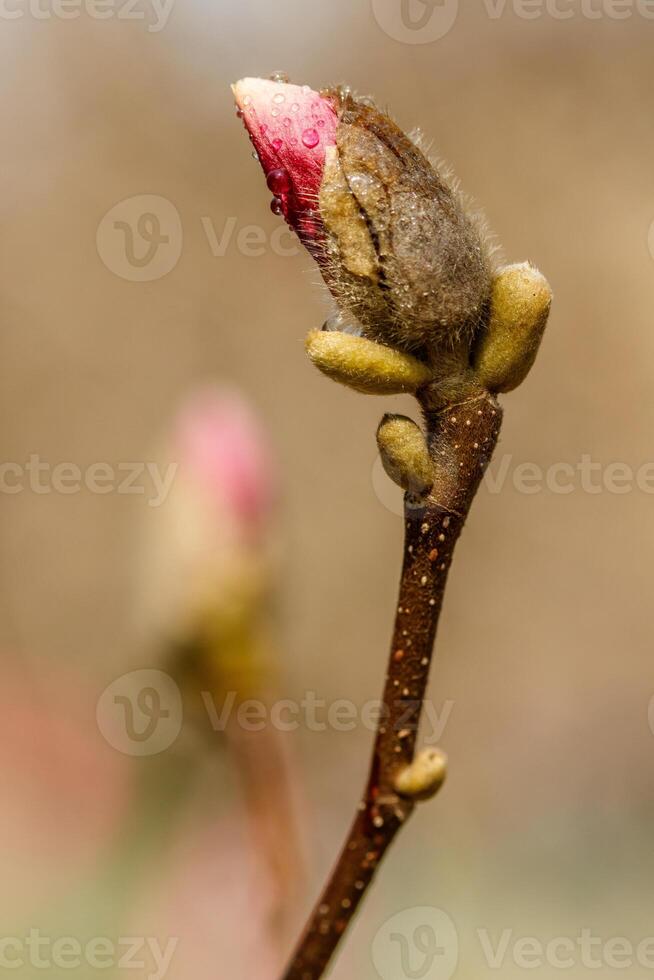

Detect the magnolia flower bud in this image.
[139,386,276,661]
[233,77,494,356]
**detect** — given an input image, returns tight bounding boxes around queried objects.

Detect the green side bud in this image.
[472,262,552,393]
[377,414,434,494]
[394,748,448,802]
[305,330,433,395]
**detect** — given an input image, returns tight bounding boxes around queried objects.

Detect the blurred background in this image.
[1,2,653,977]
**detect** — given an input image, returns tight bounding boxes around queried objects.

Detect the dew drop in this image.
[266,168,291,194]
[251,151,259,161]
[290,102,300,113]
[317,118,325,126]
[270,197,283,215]
[260,124,268,134]
[242,95,252,106]
[302,128,320,148]
[271,138,283,152]
[283,117,291,127]
[271,108,280,117]
[235,108,243,119]
[272,92,286,104]
[269,70,289,83]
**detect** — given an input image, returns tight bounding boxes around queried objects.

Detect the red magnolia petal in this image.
[232,77,338,248]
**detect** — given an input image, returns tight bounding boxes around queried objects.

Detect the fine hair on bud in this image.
[318,89,495,357]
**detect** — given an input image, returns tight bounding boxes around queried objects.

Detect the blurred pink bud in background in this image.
[174,385,275,539]
[139,384,277,645]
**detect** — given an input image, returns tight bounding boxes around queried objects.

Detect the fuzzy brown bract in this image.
[318,90,494,356]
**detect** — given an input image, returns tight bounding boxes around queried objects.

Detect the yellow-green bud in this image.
[305,330,433,395]
[472,262,552,393]
[377,415,434,495]
[394,748,448,801]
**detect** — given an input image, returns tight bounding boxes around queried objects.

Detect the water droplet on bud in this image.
[269,71,289,83]
[266,168,291,195]
[270,197,283,215]
[272,92,285,104]
[301,128,320,148]
[271,138,283,152]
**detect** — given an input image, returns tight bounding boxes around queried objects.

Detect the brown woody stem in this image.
[280,390,503,980]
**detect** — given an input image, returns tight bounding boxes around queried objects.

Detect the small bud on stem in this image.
[394,748,448,801]
[376,415,434,495]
